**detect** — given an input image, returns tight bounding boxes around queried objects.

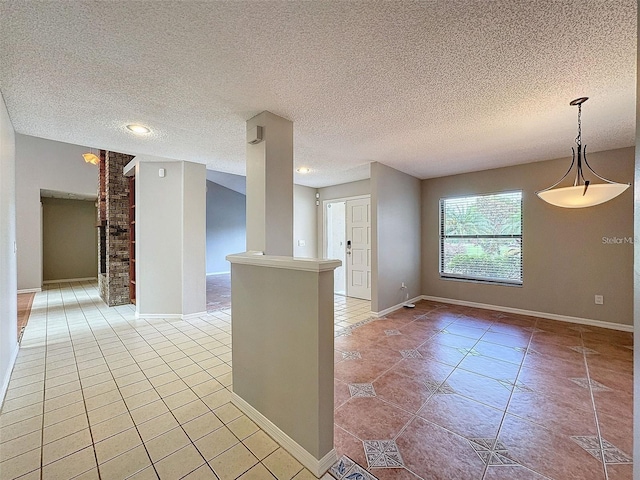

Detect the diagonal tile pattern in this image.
[333,298,633,480]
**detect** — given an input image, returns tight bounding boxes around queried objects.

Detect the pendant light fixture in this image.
[82,148,100,165]
[536,97,630,208]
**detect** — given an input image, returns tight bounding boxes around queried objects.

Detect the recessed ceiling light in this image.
[296,167,311,174]
[126,124,151,134]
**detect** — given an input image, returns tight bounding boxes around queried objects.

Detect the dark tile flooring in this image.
[333,300,633,480]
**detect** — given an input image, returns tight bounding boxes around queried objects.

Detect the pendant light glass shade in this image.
[536,183,629,208]
[536,97,630,208]
[83,152,100,165]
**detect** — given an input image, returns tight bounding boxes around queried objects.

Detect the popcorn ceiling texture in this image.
[0,1,635,187]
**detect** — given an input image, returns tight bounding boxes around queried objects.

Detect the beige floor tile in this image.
[130,399,170,424]
[42,445,96,480]
[137,411,179,442]
[182,464,219,479]
[44,401,86,427]
[42,428,92,465]
[217,372,233,387]
[191,379,224,398]
[142,363,172,378]
[0,447,41,478]
[119,379,154,398]
[154,444,206,480]
[0,430,41,462]
[123,388,161,410]
[183,371,214,387]
[77,364,110,379]
[7,372,44,389]
[90,412,135,442]
[5,383,44,400]
[171,399,209,424]
[46,371,80,388]
[44,390,83,413]
[115,371,147,388]
[291,469,316,480]
[95,426,142,464]
[208,364,232,378]
[239,463,278,480]
[84,389,122,412]
[228,415,259,440]
[144,425,191,462]
[195,425,239,461]
[213,403,242,423]
[173,363,202,378]
[97,444,151,479]
[209,443,258,480]
[243,431,279,460]
[149,371,180,388]
[163,388,199,410]
[183,411,223,442]
[43,413,88,444]
[110,363,142,379]
[0,402,43,427]
[79,372,112,388]
[262,448,304,480]
[45,380,81,400]
[155,379,190,397]
[1,415,43,443]
[81,379,118,399]
[87,399,126,426]
[0,391,43,413]
[72,467,100,479]
[127,466,159,480]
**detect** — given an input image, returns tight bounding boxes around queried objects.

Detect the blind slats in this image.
[439,191,523,285]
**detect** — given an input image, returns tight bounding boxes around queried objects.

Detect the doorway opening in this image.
[324,195,371,301]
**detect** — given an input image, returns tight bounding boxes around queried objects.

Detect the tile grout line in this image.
[580,331,609,480]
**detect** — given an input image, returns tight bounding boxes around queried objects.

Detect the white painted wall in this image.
[371,162,421,313]
[293,185,317,258]
[0,91,18,403]
[135,160,206,317]
[15,134,97,290]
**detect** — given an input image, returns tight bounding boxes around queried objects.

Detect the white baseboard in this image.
[43,277,97,285]
[421,295,633,332]
[1,342,20,408]
[372,295,423,318]
[181,311,208,320]
[206,271,230,276]
[231,392,337,477]
[134,311,208,320]
[17,288,41,294]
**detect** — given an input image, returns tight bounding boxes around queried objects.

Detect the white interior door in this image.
[346,197,371,300]
[326,201,346,295]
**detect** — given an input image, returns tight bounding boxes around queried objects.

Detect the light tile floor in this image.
[0,281,322,480]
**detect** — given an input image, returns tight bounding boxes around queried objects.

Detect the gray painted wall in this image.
[206,180,246,274]
[0,91,17,402]
[294,184,317,258]
[422,147,634,326]
[15,134,97,290]
[42,197,97,281]
[633,11,639,474]
[371,163,422,313]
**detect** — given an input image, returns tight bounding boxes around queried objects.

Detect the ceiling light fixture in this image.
[536,97,630,208]
[296,167,311,174]
[126,124,151,134]
[82,149,100,165]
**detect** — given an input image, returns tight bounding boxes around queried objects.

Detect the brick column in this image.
[98,151,134,306]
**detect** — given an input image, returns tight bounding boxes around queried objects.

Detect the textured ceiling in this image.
[0,1,636,188]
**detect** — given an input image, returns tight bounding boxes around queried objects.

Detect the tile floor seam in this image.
[580,330,611,480]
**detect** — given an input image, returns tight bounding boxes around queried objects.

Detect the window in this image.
[439,191,522,285]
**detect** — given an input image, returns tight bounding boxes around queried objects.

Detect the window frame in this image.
[438,190,523,286]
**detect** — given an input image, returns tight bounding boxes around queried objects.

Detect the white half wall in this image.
[0,90,18,403]
[15,134,97,290]
[294,185,317,258]
[371,162,421,313]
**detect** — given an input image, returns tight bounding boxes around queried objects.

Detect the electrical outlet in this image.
[401,282,406,288]
[595,295,604,305]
